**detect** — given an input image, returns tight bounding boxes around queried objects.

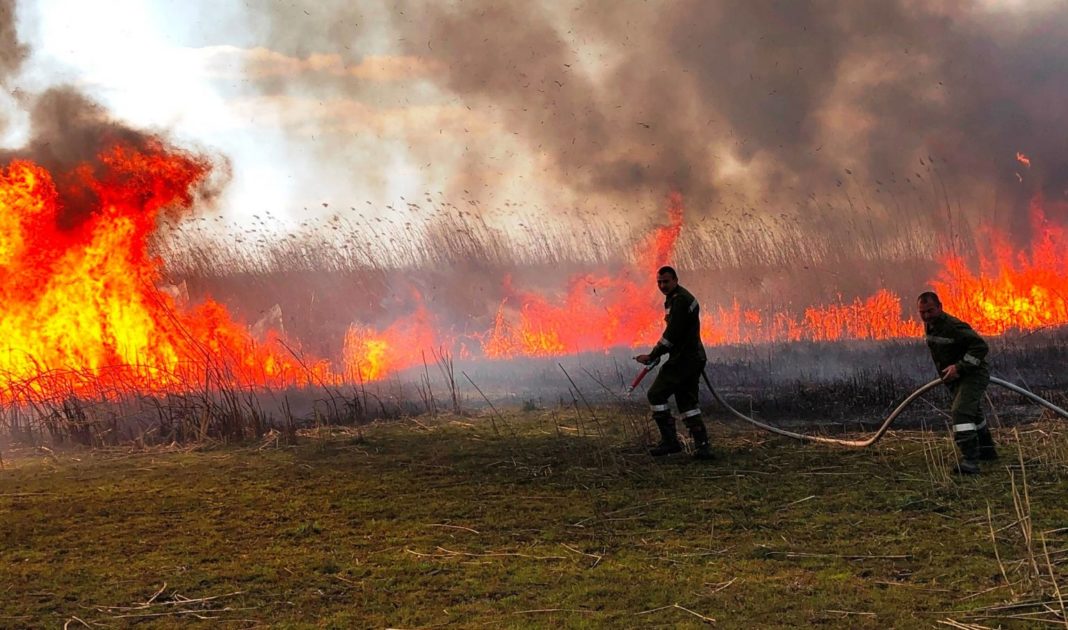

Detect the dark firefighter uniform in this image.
[925,312,998,464]
[645,284,711,456]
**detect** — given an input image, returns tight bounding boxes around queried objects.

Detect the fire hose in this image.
[628,361,1068,448]
[625,356,661,396]
[702,371,1068,447]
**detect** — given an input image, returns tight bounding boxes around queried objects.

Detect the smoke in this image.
[220,0,1068,259]
[388,2,1062,210]
[407,2,1068,260]
[0,1,227,230]
[5,0,1059,262]
[390,2,710,205]
[0,0,25,131]
[0,0,25,82]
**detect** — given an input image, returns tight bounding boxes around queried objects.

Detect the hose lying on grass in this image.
[700,370,1068,448]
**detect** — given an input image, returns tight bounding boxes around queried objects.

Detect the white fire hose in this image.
[700,370,1068,448]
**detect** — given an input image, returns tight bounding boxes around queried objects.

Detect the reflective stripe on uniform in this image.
[680,408,702,419]
[658,337,673,348]
[926,335,954,344]
[953,422,977,432]
[962,353,981,366]
[650,403,670,412]
[689,300,699,313]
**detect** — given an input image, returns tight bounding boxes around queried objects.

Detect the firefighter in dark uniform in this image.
[917,291,999,474]
[635,266,713,460]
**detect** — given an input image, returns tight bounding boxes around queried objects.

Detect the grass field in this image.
[3,409,1068,629]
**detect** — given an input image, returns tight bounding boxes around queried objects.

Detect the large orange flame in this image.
[0,145,331,399]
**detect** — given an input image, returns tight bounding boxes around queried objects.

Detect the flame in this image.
[341,194,1068,379]
[932,198,1068,334]
[1016,151,1031,168]
[342,305,438,381]
[480,273,660,358]
[3,144,1066,397]
[698,290,921,345]
[0,145,331,399]
[636,191,684,272]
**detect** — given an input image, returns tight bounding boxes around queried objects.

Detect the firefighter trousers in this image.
[949,371,996,461]
[647,359,706,434]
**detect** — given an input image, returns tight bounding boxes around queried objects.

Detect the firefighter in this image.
[917,291,999,474]
[634,266,712,460]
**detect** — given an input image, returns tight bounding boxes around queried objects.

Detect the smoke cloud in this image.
[216,0,1068,264]
[10,0,1068,263]
[0,1,226,230]
[0,0,25,82]
[386,1,1068,213]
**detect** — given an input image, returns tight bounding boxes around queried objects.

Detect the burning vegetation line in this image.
[3,115,1068,397]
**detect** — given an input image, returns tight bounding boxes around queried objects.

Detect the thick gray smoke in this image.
[226,0,1068,260]
[388,1,1068,215]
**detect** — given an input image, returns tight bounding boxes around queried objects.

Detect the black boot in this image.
[953,427,982,475]
[687,421,714,461]
[977,424,999,461]
[649,415,681,456]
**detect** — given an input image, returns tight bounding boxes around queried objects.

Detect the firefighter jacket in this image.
[924,312,989,376]
[648,285,707,366]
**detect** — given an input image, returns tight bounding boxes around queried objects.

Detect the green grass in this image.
[2,411,1067,629]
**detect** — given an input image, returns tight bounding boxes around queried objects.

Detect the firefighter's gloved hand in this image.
[634,355,662,367]
[941,364,960,383]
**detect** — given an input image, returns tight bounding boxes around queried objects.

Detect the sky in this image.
[4,0,1068,255]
